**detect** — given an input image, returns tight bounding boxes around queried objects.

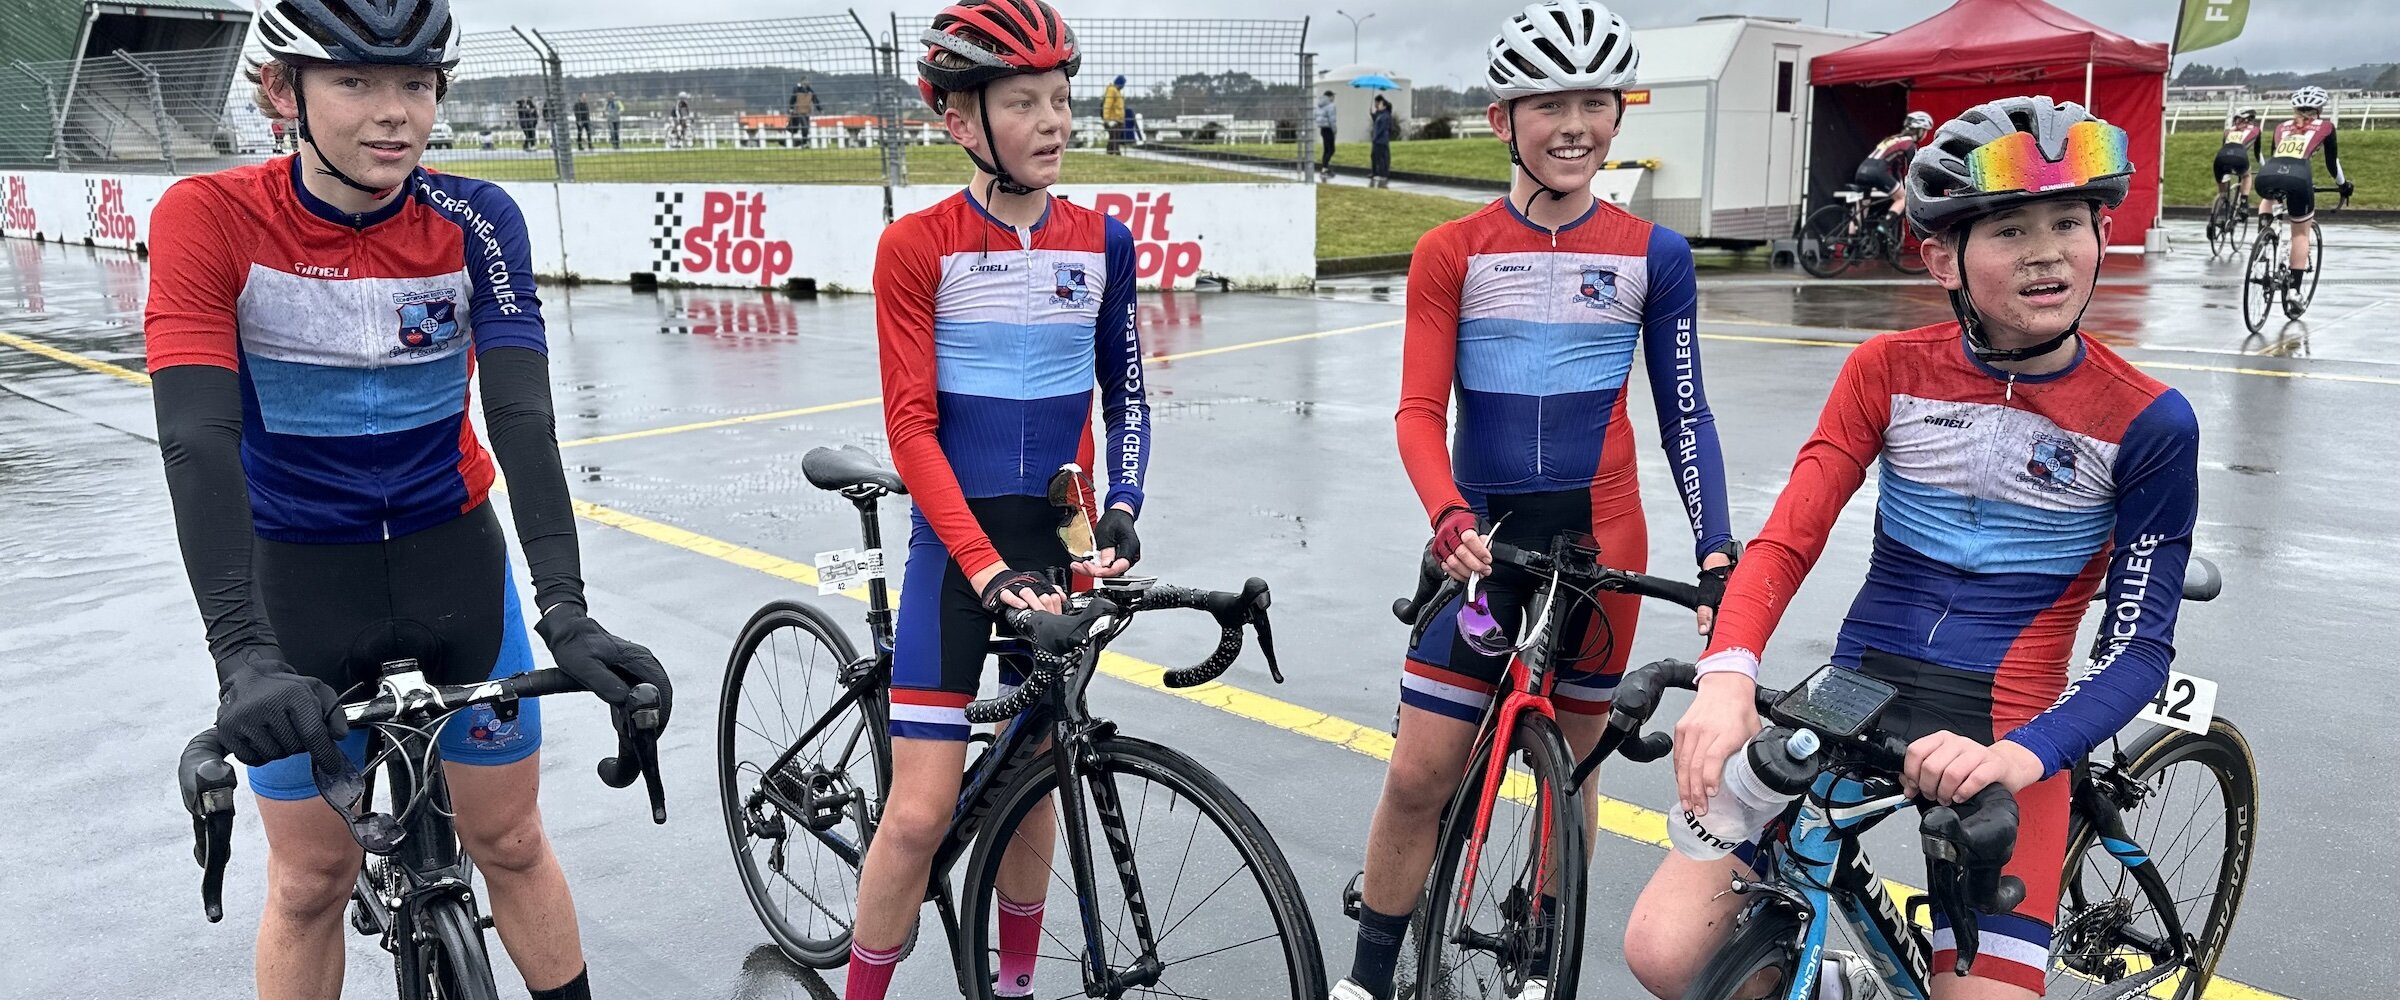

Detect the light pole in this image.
[1335,9,1375,66]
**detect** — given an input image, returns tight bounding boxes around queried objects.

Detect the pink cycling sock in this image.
[842,940,903,1000]
[996,893,1046,997]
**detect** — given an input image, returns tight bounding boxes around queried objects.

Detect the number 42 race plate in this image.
[815,548,885,595]
[2136,671,2219,735]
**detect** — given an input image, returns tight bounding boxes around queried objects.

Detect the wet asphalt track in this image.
[3,216,2396,999]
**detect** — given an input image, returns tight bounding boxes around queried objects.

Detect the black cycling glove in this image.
[1696,543,1741,625]
[1093,508,1140,567]
[979,568,1060,613]
[215,646,349,769]
[535,605,673,731]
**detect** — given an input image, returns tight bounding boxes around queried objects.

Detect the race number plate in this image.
[2136,671,2218,735]
[815,548,885,595]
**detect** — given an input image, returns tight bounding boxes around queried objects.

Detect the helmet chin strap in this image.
[290,68,397,199]
[1503,99,1572,219]
[1946,224,2098,365]
[965,85,1036,198]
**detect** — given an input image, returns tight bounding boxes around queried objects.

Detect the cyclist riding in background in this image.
[2214,106,2263,204]
[843,2,1150,998]
[1332,4,1736,999]
[2255,86,2353,288]
[1621,96,2199,1000]
[143,2,671,999]
[1855,109,1934,218]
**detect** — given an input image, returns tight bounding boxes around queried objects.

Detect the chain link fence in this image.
[1,11,1315,187]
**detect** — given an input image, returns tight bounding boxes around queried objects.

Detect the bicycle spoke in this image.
[1154,863,1254,943]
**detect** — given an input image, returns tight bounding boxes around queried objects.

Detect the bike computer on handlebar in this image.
[1769,664,1899,738]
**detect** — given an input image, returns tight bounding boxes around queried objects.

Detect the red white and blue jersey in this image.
[876,191,1149,578]
[1398,197,1733,563]
[144,156,543,544]
[1704,325,2201,777]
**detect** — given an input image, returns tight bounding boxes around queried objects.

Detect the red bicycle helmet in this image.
[917,0,1081,111]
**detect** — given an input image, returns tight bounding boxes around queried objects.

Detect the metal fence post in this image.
[871,11,904,205]
[115,50,175,173]
[1297,47,1316,181]
[523,28,574,181]
[9,61,62,162]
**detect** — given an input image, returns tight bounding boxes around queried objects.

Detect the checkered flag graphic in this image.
[83,179,98,230]
[651,191,685,274]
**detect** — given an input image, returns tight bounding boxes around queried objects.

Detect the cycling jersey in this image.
[1398,197,1733,564]
[145,155,543,544]
[1700,325,2200,780]
[1854,132,1919,191]
[2214,124,2261,178]
[2272,116,2341,168]
[875,189,1149,580]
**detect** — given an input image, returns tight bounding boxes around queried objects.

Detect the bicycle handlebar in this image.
[962,578,1282,725]
[174,667,668,921]
[1391,537,1704,651]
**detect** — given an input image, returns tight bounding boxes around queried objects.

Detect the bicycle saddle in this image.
[803,445,907,495]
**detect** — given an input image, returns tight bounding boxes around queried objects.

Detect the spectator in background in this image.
[672,92,693,148]
[1369,94,1395,188]
[573,93,593,150]
[788,76,816,147]
[514,96,537,151]
[605,92,624,149]
[1315,89,1338,180]
[539,93,558,146]
[1102,74,1127,154]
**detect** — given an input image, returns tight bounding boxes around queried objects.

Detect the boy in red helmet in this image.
[842,2,1151,998]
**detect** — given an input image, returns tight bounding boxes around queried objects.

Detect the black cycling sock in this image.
[529,968,591,1000]
[1349,903,1412,998]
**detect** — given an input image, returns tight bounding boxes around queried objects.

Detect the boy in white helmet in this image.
[1332,2,1737,998]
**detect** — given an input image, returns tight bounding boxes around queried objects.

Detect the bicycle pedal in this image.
[1340,871,1364,921]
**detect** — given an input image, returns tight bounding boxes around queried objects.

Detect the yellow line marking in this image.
[0,328,2306,999]
[0,331,152,385]
[1147,318,1401,363]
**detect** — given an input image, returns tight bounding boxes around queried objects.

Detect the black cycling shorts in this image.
[1852,160,1898,195]
[2255,157,2316,220]
[2212,145,2252,182]
[890,495,1073,741]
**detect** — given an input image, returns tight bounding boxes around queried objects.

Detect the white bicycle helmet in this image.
[2290,86,2329,110]
[1486,0,1640,100]
[1904,110,1934,130]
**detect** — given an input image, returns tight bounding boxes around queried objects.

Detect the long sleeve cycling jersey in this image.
[1699,326,2200,778]
[875,190,1149,579]
[2272,117,2346,184]
[1398,197,1733,563]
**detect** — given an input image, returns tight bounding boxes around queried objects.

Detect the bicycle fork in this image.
[1052,728,1165,997]
[1450,698,1564,968]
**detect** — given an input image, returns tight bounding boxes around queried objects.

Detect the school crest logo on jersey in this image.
[393,297,461,353]
[2022,435,2078,491]
[1053,262,1091,304]
[1578,267,1617,309]
[459,705,525,751]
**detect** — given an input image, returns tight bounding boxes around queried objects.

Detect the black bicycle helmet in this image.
[240,0,462,196]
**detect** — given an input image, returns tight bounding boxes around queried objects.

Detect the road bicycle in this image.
[2204,176,2251,257]
[177,657,667,1000]
[2242,186,2348,334]
[1801,188,1927,278]
[1339,531,1700,1000]
[717,445,1326,998]
[1592,556,2255,1000]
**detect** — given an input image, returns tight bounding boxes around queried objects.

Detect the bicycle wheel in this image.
[1415,712,1587,1000]
[959,734,1326,999]
[1799,204,1857,278]
[407,895,500,1000]
[1886,216,1927,275]
[2240,230,2279,335]
[2284,220,2322,319]
[1675,904,1801,1000]
[718,599,889,969]
[2205,193,2231,256]
[2048,719,2259,1000]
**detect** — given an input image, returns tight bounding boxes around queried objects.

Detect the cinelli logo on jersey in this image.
[1491,263,1532,272]
[968,263,1009,272]
[293,262,351,278]
[1920,412,1973,429]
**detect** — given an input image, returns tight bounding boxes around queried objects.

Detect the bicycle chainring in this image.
[2055,896,2136,980]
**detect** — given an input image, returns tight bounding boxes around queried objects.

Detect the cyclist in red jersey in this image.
[2256,87,2353,286]
[1624,97,2198,1000]
[1857,110,1933,218]
[1332,4,1737,999]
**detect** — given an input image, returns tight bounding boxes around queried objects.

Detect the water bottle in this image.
[1669,727,1820,861]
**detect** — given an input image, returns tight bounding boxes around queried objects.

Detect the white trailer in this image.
[1606,16,1873,244]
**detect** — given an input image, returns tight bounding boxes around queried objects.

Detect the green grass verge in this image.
[2165,128,2397,209]
[1196,138,1515,182]
[430,145,1261,185]
[1317,183,1483,259]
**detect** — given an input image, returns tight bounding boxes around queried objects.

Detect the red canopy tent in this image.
[1805,0,2169,248]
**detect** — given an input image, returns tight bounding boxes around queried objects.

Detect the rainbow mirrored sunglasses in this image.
[1965,120,2134,197]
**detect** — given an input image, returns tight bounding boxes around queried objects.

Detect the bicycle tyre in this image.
[410,894,501,1000]
[2284,220,2322,319]
[1884,217,1927,275]
[2050,719,2259,1000]
[2205,193,2233,256]
[1800,204,1857,278]
[1415,711,1586,1000]
[1675,904,1801,1000]
[718,599,890,969]
[2240,230,2278,335]
[958,734,1327,999]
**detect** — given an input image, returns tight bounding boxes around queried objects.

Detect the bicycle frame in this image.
[1451,561,1577,930]
[350,721,483,979]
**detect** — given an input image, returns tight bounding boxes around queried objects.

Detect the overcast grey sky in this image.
[474,0,2392,88]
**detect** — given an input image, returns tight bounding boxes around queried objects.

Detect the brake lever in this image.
[599,684,668,824]
[1248,590,1283,683]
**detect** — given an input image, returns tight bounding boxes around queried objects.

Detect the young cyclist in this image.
[1621,97,2200,1000]
[1857,110,1934,218]
[843,2,1149,998]
[144,3,671,998]
[1333,3,1737,998]
[2255,86,2353,288]
[2213,107,2263,206]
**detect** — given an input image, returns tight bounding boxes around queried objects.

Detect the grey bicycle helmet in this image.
[242,0,462,196]
[1904,96,2129,238]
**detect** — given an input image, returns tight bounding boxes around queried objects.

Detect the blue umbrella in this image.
[1349,73,1401,91]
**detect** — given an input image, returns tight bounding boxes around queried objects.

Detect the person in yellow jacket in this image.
[1102,74,1127,154]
